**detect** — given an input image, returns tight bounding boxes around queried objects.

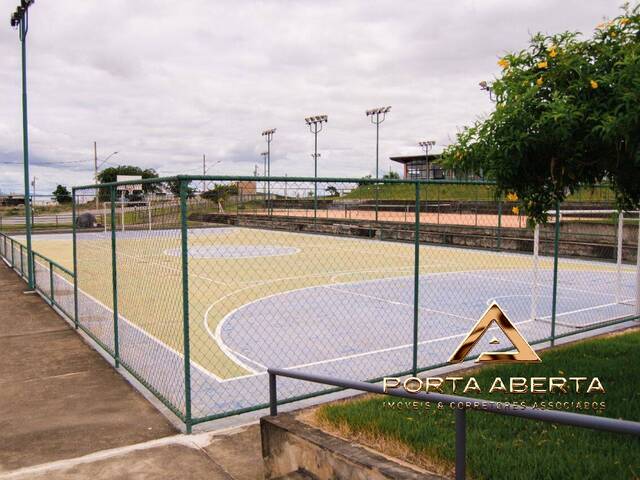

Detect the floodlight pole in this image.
[260,152,268,198]
[305,115,328,220]
[418,141,436,179]
[12,0,35,290]
[366,106,391,222]
[261,129,276,215]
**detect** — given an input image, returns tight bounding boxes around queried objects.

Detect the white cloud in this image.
[0,0,622,194]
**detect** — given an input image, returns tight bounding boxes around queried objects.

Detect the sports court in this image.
[14,219,638,419]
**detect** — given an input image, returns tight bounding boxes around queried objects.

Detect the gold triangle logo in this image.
[448,302,541,363]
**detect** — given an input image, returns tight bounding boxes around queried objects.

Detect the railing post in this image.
[179,178,193,433]
[550,201,561,346]
[110,186,120,368]
[49,260,54,305]
[455,408,466,480]
[269,372,278,416]
[72,189,79,329]
[412,181,421,376]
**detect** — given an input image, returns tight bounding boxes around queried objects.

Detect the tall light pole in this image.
[366,106,391,221]
[261,129,275,215]
[11,0,35,289]
[366,106,391,180]
[260,151,268,198]
[418,141,436,180]
[305,115,328,219]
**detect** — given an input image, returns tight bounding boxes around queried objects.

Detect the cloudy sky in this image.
[0,0,622,195]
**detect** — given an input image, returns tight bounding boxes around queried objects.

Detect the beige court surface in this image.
[23,224,624,382]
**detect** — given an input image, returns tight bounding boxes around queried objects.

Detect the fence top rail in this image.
[0,232,74,278]
[72,175,503,190]
[267,367,640,437]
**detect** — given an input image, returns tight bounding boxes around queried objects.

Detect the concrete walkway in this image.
[0,261,263,479]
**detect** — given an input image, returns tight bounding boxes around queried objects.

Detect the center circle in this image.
[164,245,299,259]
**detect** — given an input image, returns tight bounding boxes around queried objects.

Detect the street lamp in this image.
[418,141,436,180]
[261,128,275,214]
[10,0,36,290]
[366,106,391,221]
[305,115,328,219]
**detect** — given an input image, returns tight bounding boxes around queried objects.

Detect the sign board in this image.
[116,175,143,192]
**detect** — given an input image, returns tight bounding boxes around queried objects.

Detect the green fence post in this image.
[31,251,36,288]
[110,186,120,367]
[10,239,14,268]
[19,244,24,277]
[49,260,54,306]
[71,189,79,329]
[412,181,421,376]
[179,178,193,433]
[497,200,503,251]
[550,201,561,347]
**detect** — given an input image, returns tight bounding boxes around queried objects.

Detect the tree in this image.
[52,185,72,204]
[202,183,239,202]
[325,185,339,197]
[357,175,372,187]
[97,165,160,200]
[383,171,400,180]
[166,180,196,198]
[442,4,640,223]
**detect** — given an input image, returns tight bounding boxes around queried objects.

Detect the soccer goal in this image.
[530,209,640,327]
[102,200,153,233]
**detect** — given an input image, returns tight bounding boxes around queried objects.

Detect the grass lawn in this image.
[315,329,640,480]
[342,183,615,203]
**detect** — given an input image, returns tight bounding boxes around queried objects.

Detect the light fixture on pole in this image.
[365,106,391,180]
[418,141,436,180]
[11,0,36,290]
[261,128,276,214]
[305,115,328,219]
[366,106,391,221]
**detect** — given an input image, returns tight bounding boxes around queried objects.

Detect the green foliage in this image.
[325,185,340,197]
[166,180,196,198]
[96,165,160,200]
[443,4,640,223]
[383,171,400,180]
[357,175,373,187]
[202,183,239,201]
[52,184,71,204]
[319,330,640,480]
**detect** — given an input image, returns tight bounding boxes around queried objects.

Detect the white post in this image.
[616,212,624,303]
[531,223,540,321]
[147,196,152,232]
[103,202,107,234]
[121,201,125,232]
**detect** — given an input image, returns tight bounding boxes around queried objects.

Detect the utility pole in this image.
[202,154,206,193]
[11,0,35,290]
[305,115,328,219]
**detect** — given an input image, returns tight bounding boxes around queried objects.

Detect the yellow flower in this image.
[537,61,548,69]
[512,206,520,215]
[506,193,518,202]
[536,77,544,86]
[590,80,599,89]
[498,58,509,69]
[620,17,630,25]
[610,31,617,37]
[549,48,558,58]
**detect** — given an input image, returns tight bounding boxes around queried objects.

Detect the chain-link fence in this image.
[1,176,637,432]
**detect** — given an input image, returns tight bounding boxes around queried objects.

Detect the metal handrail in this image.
[267,367,640,480]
